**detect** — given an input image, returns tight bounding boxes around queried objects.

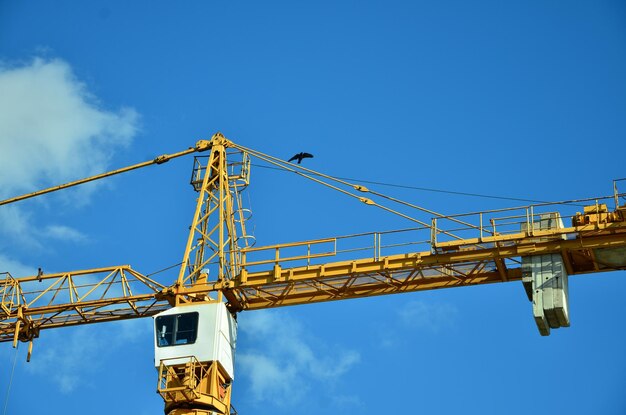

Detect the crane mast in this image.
[155,134,251,415]
[1,133,626,415]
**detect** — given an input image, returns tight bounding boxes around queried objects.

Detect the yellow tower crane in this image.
[1,133,625,415]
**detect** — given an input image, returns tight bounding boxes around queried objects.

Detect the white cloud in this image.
[0,206,36,248]
[0,57,143,393]
[236,310,361,407]
[331,394,364,408]
[398,300,458,332]
[0,252,153,394]
[0,57,139,198]
[0,254,37,277]
[25,318,152,393]
[43,224,88,242]
[237,353,304,404]
[0,57,139,248]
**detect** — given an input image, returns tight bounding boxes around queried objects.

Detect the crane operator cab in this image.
[153,302,237,415]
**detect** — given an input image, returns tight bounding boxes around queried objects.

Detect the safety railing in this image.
[239,226,432,273]
[190,150,251,191]
[430,191,625,249]
[236,189,626,274]
[157,355,208,403]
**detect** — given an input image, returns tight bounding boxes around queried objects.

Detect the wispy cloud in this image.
[25,318,152,393]
[374,300,459,352]
[0,210,86,248]
[331,394,364,408]
[0,57,138,199]
[0,206,36,248]
[398,300,458,332]
[0,57,139,249]
[236,310,361,407]
[0,57,143,393]
[43,225,88,243]
[0,254,37,278]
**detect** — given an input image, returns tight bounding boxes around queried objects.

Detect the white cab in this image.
[153,302,237,379]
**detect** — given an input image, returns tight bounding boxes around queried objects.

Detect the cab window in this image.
[156,312,199,347]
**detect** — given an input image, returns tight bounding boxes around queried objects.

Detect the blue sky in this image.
[1,1,625,414]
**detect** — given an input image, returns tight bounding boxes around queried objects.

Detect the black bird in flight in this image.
[288,152,314,164]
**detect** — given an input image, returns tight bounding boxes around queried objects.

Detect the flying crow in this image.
[288,152,314,164]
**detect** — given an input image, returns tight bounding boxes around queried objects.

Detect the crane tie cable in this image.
[250,163,596,208]
[0,141,210,207]
[231,143,467,242]
[146,262,183,278]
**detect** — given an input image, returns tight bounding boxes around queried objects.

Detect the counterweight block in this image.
[522,253,570,336]
[521,213,570,336]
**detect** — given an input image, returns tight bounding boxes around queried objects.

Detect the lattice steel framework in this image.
[1,135,625,354]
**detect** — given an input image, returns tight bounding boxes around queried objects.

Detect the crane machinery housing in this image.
[1,132,625,415]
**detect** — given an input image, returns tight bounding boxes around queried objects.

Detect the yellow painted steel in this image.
[173,133,251,309]
[1,135,626,339]
[0,265,168,343]
[2,209,624,342]
[158,357,233,415]
[0,140,211,207]
[219,225,626,311]
[1,133,625,415]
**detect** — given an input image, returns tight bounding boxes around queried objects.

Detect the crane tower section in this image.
[155,303,237,415]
